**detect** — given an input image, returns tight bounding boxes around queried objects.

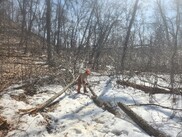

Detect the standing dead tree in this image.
[46,0,52,66]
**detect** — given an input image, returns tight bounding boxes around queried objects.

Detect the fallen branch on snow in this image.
[19,78,78,115]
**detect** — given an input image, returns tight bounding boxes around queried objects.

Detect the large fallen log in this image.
[116,80,182,95]
[19,78,77,114]
[87,85,123,117]
[118,102,169,137]
[88,86,169,136]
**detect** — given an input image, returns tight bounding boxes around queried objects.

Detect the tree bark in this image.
[118,102,169,137]
[46,0,52,65]
[120,0,139,73]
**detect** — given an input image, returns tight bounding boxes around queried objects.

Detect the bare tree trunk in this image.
[73,4,95,71]
[157,0,171,47]
[56,0,65,53]
[24,0,38,54]
[171,0,180,102]
[92,19,118,70]
[46,0,52,65]
[157,0,180,103]
[17,0,27,49]
[120,0,139,73]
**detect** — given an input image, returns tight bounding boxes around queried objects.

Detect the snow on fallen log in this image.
[118,102,170,137]
[88,86,169,137]
[116,80,182,95]
[87,85,124,118]
[88,84,169,137]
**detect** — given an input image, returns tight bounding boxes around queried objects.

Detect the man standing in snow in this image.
[77,69,91,93]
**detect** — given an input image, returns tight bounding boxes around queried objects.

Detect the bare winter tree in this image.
[17,0,27,48]
[1,0,182,76]
[120,0,139,74]
[87,0,121,70]
[55,0,67,53]
[46,0,52,65]
[157,0,181,96]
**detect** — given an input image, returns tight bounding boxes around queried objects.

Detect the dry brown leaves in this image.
[0,55,49,93]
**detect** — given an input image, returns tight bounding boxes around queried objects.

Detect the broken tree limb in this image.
[118,102,169,137]
[19,78,77,115]
[116,80,182,95]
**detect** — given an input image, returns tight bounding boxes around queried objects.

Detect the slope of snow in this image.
[0,74,182,137]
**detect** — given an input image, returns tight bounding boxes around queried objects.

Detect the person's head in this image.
[85,69,91,75]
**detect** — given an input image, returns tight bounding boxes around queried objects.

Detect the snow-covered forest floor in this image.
[0,72,182,137]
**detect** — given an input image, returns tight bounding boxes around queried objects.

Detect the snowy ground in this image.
[0,73,182,137]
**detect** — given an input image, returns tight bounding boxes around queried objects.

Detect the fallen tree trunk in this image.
[87,85,122,118]
[92,98,121,116]
[118,102,169,137]
[88,86,169,136]
[116,80,182,95]
[19,79,77,114]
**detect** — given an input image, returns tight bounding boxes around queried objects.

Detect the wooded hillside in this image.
[0,0,182,137]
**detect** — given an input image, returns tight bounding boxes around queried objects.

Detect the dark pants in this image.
[77,77,87,93]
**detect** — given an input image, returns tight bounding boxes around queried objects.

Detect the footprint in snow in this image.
[73,128,82,134]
